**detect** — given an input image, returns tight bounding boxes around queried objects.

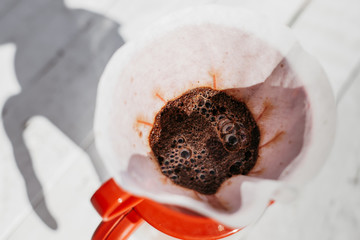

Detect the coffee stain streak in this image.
[192,192,200,200]
[213,74,217,89]
[155,93,166,103]
[248,168,264,176]
[137,120,153,127]
[259,131,285,149]
[256,100,273,121]
[256,105,269,121]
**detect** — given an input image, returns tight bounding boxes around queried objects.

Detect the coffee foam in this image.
[149,87,260,194]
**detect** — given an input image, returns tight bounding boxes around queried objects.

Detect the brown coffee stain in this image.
[248,168,265,176]
[209,70,220,90]
[155,92,166,104]
[193,192,203,201]
[135,115,153,129]
[256,100,274,122]
[260,131,285,149]
[134,116,153,141]
[136,120,153,127]
[213,74,217,89]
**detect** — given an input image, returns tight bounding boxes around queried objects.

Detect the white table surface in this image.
[1,0,359,239]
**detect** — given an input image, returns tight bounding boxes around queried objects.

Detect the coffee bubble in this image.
[222,122,235,134]
[225,134,238,146]
[199,173,206,180]
[180,149,191,159]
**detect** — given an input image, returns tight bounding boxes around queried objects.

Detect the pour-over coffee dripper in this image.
[91,178,244,240]
[90,5,336,240]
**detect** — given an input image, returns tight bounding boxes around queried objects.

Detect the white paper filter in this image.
[94,5,336,228]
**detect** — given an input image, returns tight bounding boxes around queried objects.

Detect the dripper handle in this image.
[90,178,245,240]
[91,178,144,240]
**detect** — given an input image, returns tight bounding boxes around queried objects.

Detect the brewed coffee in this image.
[149,87,260,194]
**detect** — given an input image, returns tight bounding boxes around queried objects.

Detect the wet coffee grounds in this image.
[149,87,260,195]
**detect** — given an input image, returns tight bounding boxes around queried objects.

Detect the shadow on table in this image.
[0,0,124,229]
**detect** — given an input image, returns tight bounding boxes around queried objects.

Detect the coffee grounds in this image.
[149,87,260,195]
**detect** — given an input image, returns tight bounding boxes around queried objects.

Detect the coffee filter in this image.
[94,5,336,228]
